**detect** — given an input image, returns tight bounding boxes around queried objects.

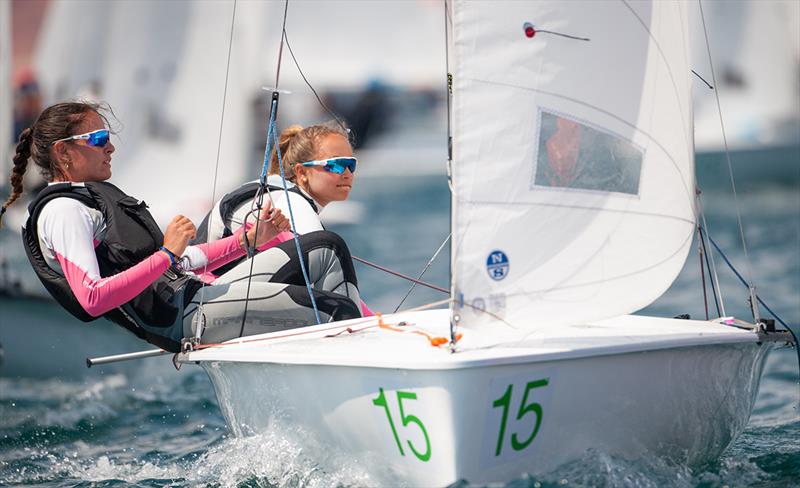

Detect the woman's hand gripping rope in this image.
[241,200,290,251]
[161,215,197,262]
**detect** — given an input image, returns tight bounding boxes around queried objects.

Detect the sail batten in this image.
[450,0,695,329]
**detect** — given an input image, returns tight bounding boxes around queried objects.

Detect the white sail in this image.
[100,0,266,225]
[0,0,11,179]
[450,0,696,329]
[34,0,112,102]
[34,0,273,226]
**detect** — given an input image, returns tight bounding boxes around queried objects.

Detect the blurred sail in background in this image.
[33,1,272,225]
[1,0,447,297]
[2,0,797,225]
[3,1,798,193]
[691,0,800,153]
[0,0,11,181]
[4,0,448,220]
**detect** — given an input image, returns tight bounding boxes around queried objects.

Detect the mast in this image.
[444,0,458,350]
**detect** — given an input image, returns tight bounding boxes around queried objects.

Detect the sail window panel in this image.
[532,111,643,195]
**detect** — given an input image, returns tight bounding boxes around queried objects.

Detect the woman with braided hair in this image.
[3,101,363,352]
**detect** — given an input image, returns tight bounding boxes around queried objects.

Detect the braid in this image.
[1,128,34,218]
[0,100,113,227]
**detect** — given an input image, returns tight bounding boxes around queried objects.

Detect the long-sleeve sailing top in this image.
[36,196,247,317]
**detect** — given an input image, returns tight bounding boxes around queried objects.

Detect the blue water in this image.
[1,154,798,487]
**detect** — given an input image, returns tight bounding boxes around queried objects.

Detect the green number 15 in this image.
[492,379,549,457]
[372,388,431,462]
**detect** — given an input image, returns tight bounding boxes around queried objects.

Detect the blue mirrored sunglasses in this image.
[53,129,110,147]
[300,157,357,174]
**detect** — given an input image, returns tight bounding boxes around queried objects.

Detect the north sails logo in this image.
[486,250,509,281]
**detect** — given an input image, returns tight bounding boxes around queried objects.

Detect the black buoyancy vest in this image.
[22,182,202,351]
[192,182,319,275]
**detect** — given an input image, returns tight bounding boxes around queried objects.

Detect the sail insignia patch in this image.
[486,250,509,281]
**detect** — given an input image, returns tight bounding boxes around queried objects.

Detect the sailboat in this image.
[172,1,792,485]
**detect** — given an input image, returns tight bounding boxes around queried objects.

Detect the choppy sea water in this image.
[1,151,798,487]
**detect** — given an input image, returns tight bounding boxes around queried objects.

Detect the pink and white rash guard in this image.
[37,189,247,318]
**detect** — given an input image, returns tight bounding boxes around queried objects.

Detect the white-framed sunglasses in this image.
[52,129,110,147]
[300,157,357,174]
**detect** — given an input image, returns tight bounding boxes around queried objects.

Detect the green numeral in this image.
[372,388,404,456]
[492,378,549,456]
[372,388,431,462]
[492,384,513,456]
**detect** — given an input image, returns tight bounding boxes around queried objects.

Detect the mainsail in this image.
[450,0,696,329]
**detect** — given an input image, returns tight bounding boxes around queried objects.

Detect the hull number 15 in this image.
[372,388,431,462]
[492,379,549,456]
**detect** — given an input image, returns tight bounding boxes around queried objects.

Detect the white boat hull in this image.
[184,312,774,486]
